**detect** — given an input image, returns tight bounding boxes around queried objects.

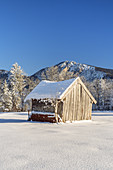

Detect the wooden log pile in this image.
[29,112,61,123]
[32,99,56,113]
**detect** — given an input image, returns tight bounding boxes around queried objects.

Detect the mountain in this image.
[30,61,113,82]
[1,61,113,88]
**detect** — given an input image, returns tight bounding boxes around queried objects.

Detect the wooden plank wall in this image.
[62,80,92,122]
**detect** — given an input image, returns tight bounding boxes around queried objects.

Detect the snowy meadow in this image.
[0,112,113,170]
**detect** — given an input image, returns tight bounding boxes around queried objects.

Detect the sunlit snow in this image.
[0,112,113,169]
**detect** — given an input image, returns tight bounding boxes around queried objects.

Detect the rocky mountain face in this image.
[30,61,113,82]
[1,61,113,89]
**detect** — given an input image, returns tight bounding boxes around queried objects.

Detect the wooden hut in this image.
[25,77,97,123]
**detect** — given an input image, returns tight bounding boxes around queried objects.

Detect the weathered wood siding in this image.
[62,79,92,122]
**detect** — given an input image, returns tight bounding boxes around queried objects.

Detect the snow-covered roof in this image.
[25,78,77,101]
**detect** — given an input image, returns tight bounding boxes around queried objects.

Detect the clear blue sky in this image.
[0,0,113,75]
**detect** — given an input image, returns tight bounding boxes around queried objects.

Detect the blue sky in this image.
[0,0,113,75]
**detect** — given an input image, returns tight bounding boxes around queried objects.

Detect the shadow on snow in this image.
[92,114,113,116]
[0,119,27,123]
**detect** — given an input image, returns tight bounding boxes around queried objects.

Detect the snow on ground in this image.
[0,112,113,170]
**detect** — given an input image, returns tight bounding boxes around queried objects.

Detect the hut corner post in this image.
[28,99,33,121]
[28,110,31,121]
[55,101,58,123]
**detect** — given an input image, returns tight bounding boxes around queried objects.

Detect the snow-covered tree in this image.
[8,63,25,111]
[103,79,113,110]
[81,76,113,110]
[1,80,12,111]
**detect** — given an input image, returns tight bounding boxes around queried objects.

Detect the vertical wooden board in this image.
[63,97,67,122]
[78,84,81,120]
[88,98,91,119]
[62,100,65,122]
[71,88,73,121]
[75,83,78,120]
[88,98,92,120]
[55,102,58,123]
[87,97,89,120]
[82,87,85,120]
[84,89,86,119]
[81,86,84,120]
[73,85,75,120]
[71,89,74,122]
[69,90,72,122]
[88,97,91,119]
[83,89,86,120]
[86,94,90,120]
[80,84,83,120]
[64,98,67,122]
[63,98,66,122]
[84,90,87,119]
[75,85,77,120]
[80,85,83,120]
[87,96,89,119]
[68,92,70,121]
[72,87,75,121]
[73,85,76,120]
[65,99,67,122]
[90,102,92,119]
[69,92,72,121]
[66,94,69,121]
[77,83,80,120]
[63,100,66,122]
[75,84,78,120]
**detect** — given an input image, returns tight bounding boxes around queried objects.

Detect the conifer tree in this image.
[1,80,12,111]
[8,63,25,111]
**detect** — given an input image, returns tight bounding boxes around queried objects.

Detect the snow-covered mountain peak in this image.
[30,61,109,82]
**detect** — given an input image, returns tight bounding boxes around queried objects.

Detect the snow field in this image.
[0,112,113,170]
